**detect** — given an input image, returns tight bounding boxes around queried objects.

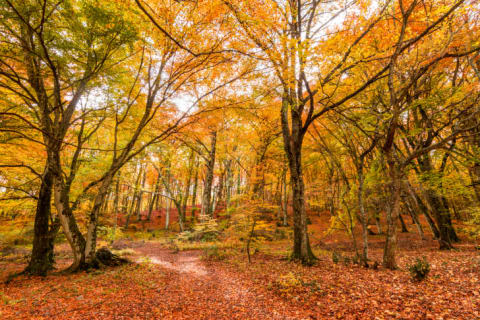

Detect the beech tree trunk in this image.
[399,214,409,233]
[191,163,199,221]
[136,168,147,221]
[53,175,87,271]
[165,198,170,230]
[25,168,59,276]
[147,176,160,221]
[281,95,315,265]
[85,174,113,266]
[201,131,217,217]
[225,158,233,211]
[383,157,401,270]
[357,168,369,267]
[417,155,458,248]
[282,178,288,226]
[113,179,120,232]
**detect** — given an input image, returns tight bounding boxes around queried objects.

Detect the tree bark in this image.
[357,167,369,267]
[147,175,160,221]
[399,214,409,233]
[281,94,315,265]
[85,174,114,265]
[25,168,59,276]
[136,168,147,221]
[191,162,199,221]
[201,131,217,217]
[382,153,401,269]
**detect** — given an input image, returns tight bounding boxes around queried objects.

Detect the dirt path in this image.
[132,243,310,319]
[0,241,312,320]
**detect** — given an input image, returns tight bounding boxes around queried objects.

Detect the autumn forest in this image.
[1,0,480,319]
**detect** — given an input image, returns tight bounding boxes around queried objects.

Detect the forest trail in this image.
[0,241,312,320]
[130,242,311,319]
[2,239,480,319]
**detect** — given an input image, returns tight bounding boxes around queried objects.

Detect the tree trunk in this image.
[357,168,369,267]
[85,175,113,266]
[375,215,382,235]
[417,155,458,248]
[225,159,233,211]
[125,164,143,229]
[136,168,147,222]
[201,131,217,217]
[469,165,480,203]
[399,214,409,233]
[182,152,194,223]
[52,175,86,271]
[147,175,160,221]
[113,179,120,234]
[288,147,315,265]
[405,201,425,240]
[405,181,440,239]
[280,92,315,265]
[383,156,401,270]
[215,169,225,209]
[282,167,288,226]
[165,198,170,230]
[25,168,58,276]
[423,187,458,248]
[191,163,199,221]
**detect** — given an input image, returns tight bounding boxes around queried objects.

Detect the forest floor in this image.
[1,215,480,319]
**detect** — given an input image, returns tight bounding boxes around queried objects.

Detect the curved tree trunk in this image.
[53,176,87,271]
[85,175,114,266]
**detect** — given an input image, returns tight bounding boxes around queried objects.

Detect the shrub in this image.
[407,257,431,281]
[97,226,125,242]
[332,251,340,264]
[202,245,226,261]
[177,215,219,242]
[271,272,302,293]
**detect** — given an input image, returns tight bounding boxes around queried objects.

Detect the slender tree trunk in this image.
[275,177,282,222]
[121,186,129,213]
[147,175,160,221]
[155,186,162,211]
[406,182,440,239]
[281,166,288,226]
[182,151,194,223]
[191,163,199,221]
[357,167,369,267]
[423,188,458,248]
[136,168,147,221]
[469,166,480,203]
[399,214,409,233]
[52,174,86,271]
[215,170,225,209]
[225,159,233,211]
[417,156,458,248]
[125,164,143,229]
[406,201,425,240]
[165,198,170,230]
[85,175,113,265]
[236,168,241,195]
[375,215,382,235]
[113,179,120,234]
[201,131,217,217]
